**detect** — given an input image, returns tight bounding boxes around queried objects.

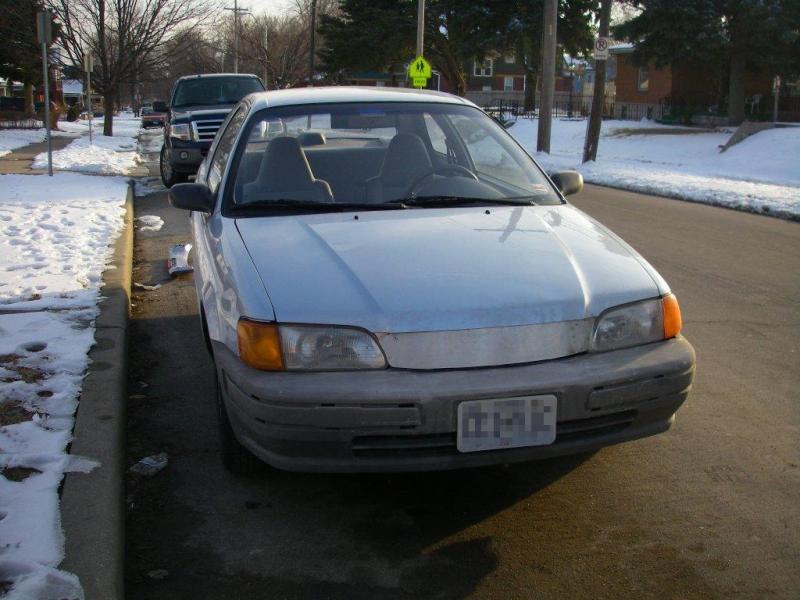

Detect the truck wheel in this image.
[160,145,188,188]
[216,374,266,476]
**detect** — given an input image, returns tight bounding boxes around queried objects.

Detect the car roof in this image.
[176,73,261,81]
[244,86,477,110]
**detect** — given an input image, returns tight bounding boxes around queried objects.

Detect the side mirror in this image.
[169,182,214,213]
[550,171,584,196]
[152,101,167,113]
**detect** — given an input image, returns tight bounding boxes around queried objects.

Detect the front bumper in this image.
[166,138,209,172]
[213,337,695,473]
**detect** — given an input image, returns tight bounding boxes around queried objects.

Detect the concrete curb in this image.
[60,180,134,600]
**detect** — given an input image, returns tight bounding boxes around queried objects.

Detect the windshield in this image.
[172,77,264,108]
[228,102,561,208]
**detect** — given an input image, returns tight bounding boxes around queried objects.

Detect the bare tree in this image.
[49,0,213,135]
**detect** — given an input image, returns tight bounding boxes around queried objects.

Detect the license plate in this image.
[457,395,557,453]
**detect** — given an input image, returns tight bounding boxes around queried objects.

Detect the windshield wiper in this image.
[231,199,408,213]
[385,196,537,208]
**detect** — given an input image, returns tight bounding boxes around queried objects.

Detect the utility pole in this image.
[416,0,425,57]
[583,0,612,162]
[263,25,269,89]
[224,0,250,73]
[37,10,53,176]
[537,0,557,153]
[308,0,317,86]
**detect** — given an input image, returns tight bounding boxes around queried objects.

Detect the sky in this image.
[241,0,294,15]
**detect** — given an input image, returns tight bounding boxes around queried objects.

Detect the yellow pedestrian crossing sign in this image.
[408,56,432,86]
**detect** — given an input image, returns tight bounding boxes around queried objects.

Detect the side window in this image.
[208,107,247,194]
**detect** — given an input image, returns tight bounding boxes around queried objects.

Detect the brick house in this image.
[609,43,774,122]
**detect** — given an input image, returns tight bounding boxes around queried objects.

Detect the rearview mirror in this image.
[169,182,214,213]
[550,171,584,196]
[152,101,167,113]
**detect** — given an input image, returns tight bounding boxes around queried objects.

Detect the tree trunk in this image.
[23,82,35,116]
[583,0,612,162]
[727,52,746,126]
[103,92,114,136]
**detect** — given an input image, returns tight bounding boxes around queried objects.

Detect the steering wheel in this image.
[404,165,479,197]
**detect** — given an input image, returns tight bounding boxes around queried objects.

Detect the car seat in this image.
[241,136,334,204]
[365,133,432,202]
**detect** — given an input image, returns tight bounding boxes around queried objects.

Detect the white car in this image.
[169,87,695,474]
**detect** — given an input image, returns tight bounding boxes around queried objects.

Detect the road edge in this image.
[60,179,133,600]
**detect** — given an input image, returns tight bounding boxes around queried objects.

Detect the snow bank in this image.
[0,173,127,599]
[32,133,140,175]
[508,118,800,218]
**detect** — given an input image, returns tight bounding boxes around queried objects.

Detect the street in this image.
[125,135,800,599]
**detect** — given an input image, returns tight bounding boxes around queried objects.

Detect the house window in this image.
[505,52,515,64]
[504,76,514,92]
[473,58,493,77]
[637,65,649,92]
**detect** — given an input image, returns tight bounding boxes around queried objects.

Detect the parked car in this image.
[141,104,166,128]
[169,87,695,475]
[159,73,265,187]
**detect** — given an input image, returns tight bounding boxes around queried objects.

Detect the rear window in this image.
[172,77,264,108]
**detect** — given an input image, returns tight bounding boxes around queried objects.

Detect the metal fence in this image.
[482,92,800,125]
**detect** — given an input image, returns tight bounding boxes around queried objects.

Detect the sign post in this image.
[83,53,94,144]
[37,10,53,176]
[593,37,609,61]
[407,56,432,89]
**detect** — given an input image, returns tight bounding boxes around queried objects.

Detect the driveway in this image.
[125,137,800,599]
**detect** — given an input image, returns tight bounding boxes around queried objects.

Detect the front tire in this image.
[160,145,188,188]
[216,375,266,476]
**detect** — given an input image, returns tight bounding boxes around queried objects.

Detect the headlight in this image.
[169,123,192,141]
[237,320,386,371]
[591,294,682,352]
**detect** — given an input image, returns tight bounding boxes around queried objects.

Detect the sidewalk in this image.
[0,137,75,174]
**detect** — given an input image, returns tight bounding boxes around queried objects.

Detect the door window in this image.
[208,106,247,194]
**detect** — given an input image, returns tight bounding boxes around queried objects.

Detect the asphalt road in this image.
[125,138,800,599]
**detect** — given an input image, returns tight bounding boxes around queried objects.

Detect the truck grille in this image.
[192,118,225,142]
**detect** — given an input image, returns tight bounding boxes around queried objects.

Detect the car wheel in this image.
[160,145,188,188]
[215,374,266,476]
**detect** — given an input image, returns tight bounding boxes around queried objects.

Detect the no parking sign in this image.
[594,37,610,61]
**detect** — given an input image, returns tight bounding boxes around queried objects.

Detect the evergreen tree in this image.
[0,0,59,115]
[614,0,800,125]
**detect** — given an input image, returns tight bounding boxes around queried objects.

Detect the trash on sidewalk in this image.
[129,452,168,477]
[135,215,164,232]
[168,243,193,275]
[133,282,161,291]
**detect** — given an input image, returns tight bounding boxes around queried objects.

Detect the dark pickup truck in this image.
[159,73,265,187]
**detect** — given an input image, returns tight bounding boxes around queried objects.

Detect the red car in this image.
[141,106,165,128]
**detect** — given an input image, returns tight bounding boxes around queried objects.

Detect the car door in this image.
[191,105,250,349]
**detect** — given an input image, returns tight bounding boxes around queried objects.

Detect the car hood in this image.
[235,204,665,337]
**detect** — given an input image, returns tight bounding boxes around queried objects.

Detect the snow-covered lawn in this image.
[508,118,800,219]
[0,173,128,599]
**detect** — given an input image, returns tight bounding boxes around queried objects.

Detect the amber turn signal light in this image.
[237,319,284,371]
[662,294,682,340]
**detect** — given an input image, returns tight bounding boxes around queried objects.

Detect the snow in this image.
[0,174,128,308]
[32,133,140,175]
[508,118,800,219]
[0,173,127,599]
